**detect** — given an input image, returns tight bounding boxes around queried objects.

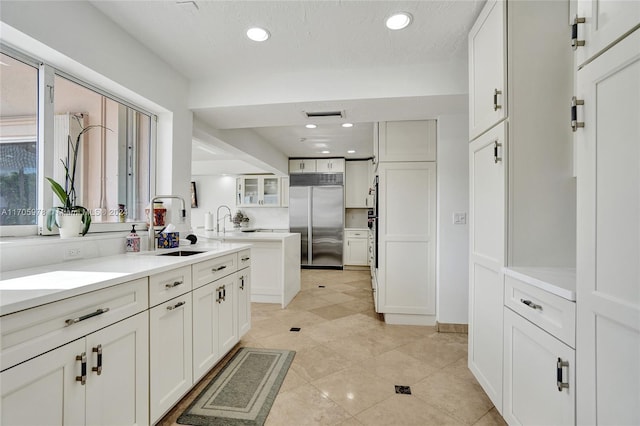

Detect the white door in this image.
[218,274,238,355]
[85,312,149,426]
[149,295,193,423]
[377,120,437,162]
[468,0,506,140]
[0,339,85,426]
[576,29,640,426]
[192,281,220,381]
[576,0,640,66]
[503,309,575,426]
[238,269,252,337]
[468,122,507,412]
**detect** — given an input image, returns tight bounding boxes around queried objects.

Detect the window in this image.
[0,49,153,235]
[0,52,38,226]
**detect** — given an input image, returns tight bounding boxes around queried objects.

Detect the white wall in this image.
[436,113,470,324]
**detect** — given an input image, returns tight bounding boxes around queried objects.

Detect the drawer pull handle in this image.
[212,265,227,272]
[493,88,502,111]
[557,358,570,391]
[520,299,542,311]
[167,301,186,311]
[165,280,184,289]
[92,345,103,375]
[240,276,245,290]
[216,286,222,303]
[65,308,110,326]
[241,256,250,261]
[76,352,87,385]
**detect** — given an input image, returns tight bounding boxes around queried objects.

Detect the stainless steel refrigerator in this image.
[289,173,344,268]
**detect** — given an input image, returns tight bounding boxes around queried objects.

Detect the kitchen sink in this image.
[158,250,205,257]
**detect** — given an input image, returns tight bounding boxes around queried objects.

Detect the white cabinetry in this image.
[575,28,640,426]
[345,160,371,208]
[377,161,436,324]
[1,310,149,426]
[316,158,344,173]
[377,120,436,162]
[149,295,193,422]
[289,159,317,173]
[237,249,252,337]
[468,0,506,140]
[344,229,368,266]
[467,0,575,413]
[281,176,289,207]
[237,175,281,207]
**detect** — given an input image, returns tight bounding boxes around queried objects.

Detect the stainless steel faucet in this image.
[148,195,186,251]
[216,205,232,234]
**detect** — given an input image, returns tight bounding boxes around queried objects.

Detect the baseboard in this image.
[436,322,468,333]
[343,265,370,271]
[383,313,436,326]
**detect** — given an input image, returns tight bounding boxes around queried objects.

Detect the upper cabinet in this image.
[377,120,436,162]
[345,160,372,208]
[574,0,640,67]
[468,0,507,140]
[289,158,344,174]
[236,175,282,207]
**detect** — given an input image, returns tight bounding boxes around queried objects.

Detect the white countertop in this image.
[503,266,576,301]
[199,230,298,242]
[0,241,250,316]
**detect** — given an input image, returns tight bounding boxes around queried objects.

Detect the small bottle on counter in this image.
[126,224,140,252]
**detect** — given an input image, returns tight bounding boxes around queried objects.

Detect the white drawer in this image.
[504,275,576,348]
[238,249,251,270]
[345,230,367,238]
[149,265,192,307]
[1,278,148,371]
[192,253,237,289]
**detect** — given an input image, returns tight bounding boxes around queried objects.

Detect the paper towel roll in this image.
[204,212,214,231]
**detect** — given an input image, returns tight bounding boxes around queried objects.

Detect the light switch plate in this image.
[453,212,467,225]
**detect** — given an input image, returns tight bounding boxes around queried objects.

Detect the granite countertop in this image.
[0,241,250,316]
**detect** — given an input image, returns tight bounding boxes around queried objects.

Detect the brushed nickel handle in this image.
[571,96,585,132]
[557,358,570,391]
[520,299,543,311]
[239,276,245,290]
[92,345,103,375]
[493,140,502,164]
[493,89,502,111]
[571,16,586,50]
[241,256,250,261]
[65,308,110,326]
[76,352,87,385]
[212,265,227,272]
[167,301,186,310]
[165,280,184,289]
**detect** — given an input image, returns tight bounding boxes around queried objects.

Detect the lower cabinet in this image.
[192,273,237,382]
[149,295,193,423]
[503,308,575,426]
[1,312,149,426]
[344,230,368,266]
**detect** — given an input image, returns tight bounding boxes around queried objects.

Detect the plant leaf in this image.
[75,206,92,236]
[46,177,69,207]
[46,207,59,231]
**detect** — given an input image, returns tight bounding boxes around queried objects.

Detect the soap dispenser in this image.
[126,224,140,252]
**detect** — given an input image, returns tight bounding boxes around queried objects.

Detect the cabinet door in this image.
[289,159,316,173]
[316,158,344,172]
[281,176,289,207]
[377,161,436,315]
[86,312,149,426]
[576,29,640,426]
[149,295,193,423]
[344,238,368,266]
[1,339,85,426]
[261,176,280,206]
[240,177,260,206]
[217,274,238,355]
[468,0,506,140]
[192,281,220,381]
[576,0,640,66]
[378,120,437,162]
[345,160,370,208]
[503,309,575,426]
[237,269,252,337]
[468,122,507,412]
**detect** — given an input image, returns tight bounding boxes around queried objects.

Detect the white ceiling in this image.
[90,0,484,174]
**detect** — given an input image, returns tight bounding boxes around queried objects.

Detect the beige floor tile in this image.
[278,368,309,394]
[359,349,439,385]
[291,344,354,381]
[265,383,352,426]
[310,303,361,320]
[303,313,379,343]
[473,407,508,426]
[336,417,365,426]
[355,394,462,426]
[319,292,358,304]
[325,330,400,362]
[311,366,397,416]
[396,332,468,368]
[256,329,323,352]
[411,371,494,424]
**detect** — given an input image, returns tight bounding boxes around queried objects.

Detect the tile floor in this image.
[160,269,507,426]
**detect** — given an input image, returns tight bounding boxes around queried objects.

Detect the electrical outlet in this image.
[64,247,83,260]
[453,212,467,225]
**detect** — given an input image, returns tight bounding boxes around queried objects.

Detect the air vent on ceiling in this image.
[303,110,344,119]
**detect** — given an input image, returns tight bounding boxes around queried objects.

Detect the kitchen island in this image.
[199,230,300,308]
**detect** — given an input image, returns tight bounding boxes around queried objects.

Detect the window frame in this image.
[0,46,156,237]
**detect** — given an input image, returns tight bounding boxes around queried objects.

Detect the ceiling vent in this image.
[303,110,345,119]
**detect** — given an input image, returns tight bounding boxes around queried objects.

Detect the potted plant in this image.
[46,120,108,238]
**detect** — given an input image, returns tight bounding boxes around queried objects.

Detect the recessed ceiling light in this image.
[305,124,317,129]
[386,12,412,30]
[342,123,354,128]
[247,27,270,42]
[321,150,330,154]
[347,150,356,154]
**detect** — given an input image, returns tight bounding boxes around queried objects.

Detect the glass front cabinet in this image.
[236,175,282,207]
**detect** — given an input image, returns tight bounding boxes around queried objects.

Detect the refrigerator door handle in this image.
[308,187,313,264]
